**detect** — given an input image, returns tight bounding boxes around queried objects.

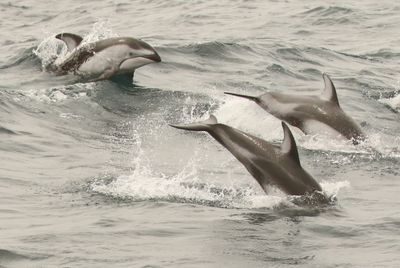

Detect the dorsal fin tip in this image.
[207,114,218,124]
[321,73,340,106]
[55,32,83,52]
[281,122,301,165]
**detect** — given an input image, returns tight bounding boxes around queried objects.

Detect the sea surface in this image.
[1,0,400,267]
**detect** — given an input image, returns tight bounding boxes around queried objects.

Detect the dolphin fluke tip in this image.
[168,123,188,130]
[224,92,259,102]
[169,115,217,132]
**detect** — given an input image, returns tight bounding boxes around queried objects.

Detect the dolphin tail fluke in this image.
[224,92,259,102]
[169,115,218,131]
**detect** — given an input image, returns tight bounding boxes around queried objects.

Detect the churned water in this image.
[1,1,399,267]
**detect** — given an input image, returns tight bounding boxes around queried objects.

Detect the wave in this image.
[300,5,361,25]
[0,249,48,264]
[302,6,355,16]
[0,126,18,135]
[89,171,345,210]
[0,47,41,70]
[360,49,400,60]
[177,41,259,59]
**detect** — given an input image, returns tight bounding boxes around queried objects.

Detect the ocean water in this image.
[1,0,400,267]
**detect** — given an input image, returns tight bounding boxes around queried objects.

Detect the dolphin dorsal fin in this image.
[55,33,83,52]
[321,73,340,106]
[281,122,301,165]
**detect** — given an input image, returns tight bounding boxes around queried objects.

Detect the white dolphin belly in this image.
[77,45,128,76]
[302,119,343,138]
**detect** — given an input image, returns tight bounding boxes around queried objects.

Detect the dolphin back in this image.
[169,115,218,131]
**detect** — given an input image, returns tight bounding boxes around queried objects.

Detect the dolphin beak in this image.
[144,51,161,62]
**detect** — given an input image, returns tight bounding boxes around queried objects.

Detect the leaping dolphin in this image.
[170,115,325,199]
[50,33,161,83]
[225,74,365,144]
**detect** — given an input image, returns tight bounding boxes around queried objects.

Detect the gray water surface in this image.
[0,1,400,267]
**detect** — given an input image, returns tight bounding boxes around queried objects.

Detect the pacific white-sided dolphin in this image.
[51,33,161,83]
[225,74,365,144]
[170,115,324,198]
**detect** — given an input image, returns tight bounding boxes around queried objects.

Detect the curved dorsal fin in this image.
[55,33,83,52]
[321,73,340,106]
[281,122,301,166]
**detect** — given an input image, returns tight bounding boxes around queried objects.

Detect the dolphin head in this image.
[112,37,161,73]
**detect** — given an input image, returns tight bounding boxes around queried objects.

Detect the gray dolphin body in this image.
[51,33,161,83]
[225,74,365,144]
[170,115,323,197]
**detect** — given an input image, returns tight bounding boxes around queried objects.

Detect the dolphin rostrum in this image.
[225,74,365,144]
[51,33,161,83]
[170,115,324,198]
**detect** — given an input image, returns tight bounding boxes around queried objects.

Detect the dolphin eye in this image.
[128,52,135,56]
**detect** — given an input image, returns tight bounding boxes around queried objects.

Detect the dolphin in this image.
[170,115,325,198]
[225,74,365,144]
[51,33,161,83]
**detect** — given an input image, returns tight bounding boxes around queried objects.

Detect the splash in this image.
[89,129,283,208]
[89,128,350,209]
[320,180,350,198]
[33,36,66,69]
[82,20,118,43]
[33,20,118,70]
[90,167,350,209]
[24,83,95,103]
[215,97,283,141]
[379,93,400,112]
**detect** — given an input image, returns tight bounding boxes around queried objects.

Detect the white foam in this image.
[379,93,400,111]
[215,97,283,140]
[82,20,118,44]
[90,166,351,209]
[364,132,400,158]
[320,180,351,198]
[90,129,351,209]
[33,20,118,70]
[89,130,284,208]
[59,113,83,120]
[33,36,67,69]
[24,83,94,103]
